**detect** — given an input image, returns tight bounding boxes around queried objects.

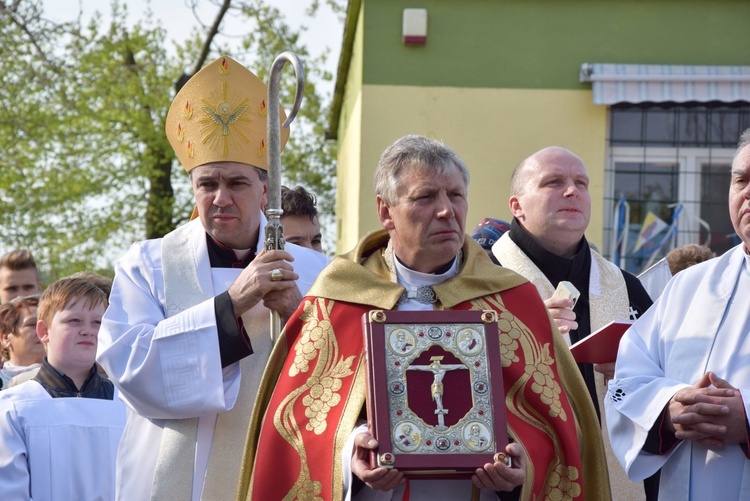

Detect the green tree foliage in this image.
[0,0,341,280]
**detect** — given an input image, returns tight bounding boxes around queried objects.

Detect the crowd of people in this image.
[0,54,748,501]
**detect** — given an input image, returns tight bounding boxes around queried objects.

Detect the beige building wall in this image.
[337,84,608,253]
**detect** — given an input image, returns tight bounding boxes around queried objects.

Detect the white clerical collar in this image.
[230,211,268,260]
[394,256,458,289]
[233,248,253,260]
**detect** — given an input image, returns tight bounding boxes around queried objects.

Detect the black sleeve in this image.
[214,291,253,368]
[496,484,522,500]
[642,405,680,455]
[622,270,653,318]
[495,434,522,500]
[490,252,502,266]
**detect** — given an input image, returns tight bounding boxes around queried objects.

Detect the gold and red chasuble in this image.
[239,231,608,501]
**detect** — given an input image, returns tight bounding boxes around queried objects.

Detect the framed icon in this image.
[362,309,510,478]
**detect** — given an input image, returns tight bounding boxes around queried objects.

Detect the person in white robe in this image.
[96,55,328,501]
[0,369,125,500]
[606,128,750,500]
[0,277,125,500]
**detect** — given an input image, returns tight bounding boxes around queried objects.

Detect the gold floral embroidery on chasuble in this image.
[274,298,355,500]
[470,296,582,500]
[245,232,605,500]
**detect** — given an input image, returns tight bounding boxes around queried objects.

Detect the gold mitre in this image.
[165,55,290,172]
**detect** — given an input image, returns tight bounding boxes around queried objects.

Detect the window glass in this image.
[610,109,642,145]
[643,108,677,146]
[613,162,678,271]
[700,164,735,255]
[677,107,707,146]
[605,102,750,274]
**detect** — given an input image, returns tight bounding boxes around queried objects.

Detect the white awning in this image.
[580,63,750,105]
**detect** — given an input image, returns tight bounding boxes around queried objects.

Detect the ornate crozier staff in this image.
[265,52,304,341]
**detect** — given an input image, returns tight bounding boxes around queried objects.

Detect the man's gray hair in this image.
[734,127,750,165]
[374,135,470,205]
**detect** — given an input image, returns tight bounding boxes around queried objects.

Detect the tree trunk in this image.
[146,153,176,239]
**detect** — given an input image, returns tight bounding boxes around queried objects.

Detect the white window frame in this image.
[604,146,734,263]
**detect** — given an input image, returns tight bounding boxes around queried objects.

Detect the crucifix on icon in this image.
[407,355,467,430]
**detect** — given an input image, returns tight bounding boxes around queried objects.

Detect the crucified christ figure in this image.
[407,356,466,430]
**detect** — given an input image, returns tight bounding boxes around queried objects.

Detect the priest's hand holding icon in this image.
[351,432,405,491]
[471,442,526,492]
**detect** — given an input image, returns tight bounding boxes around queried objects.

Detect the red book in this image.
[569,320,634,364]
[362,309,510,478]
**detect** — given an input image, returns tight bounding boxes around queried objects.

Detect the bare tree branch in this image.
[175,0,231,92]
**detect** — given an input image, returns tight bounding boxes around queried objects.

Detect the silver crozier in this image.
[265,52,304,341]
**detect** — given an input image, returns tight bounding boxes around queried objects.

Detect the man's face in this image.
[282,214,323,253]
[378,164,468,273]
[38,298,105,374]
[510,148,591,257]
[0,267,41,304]
[1,306,44,366]
[191,162,268,249]
[729,144,750,251]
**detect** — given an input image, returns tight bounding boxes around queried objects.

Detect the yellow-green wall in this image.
[338,84,607,252]
[335,6,365,252]
[332,0,750,255]
[362,0,750,89]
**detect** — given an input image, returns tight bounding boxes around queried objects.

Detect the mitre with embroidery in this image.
[165,55,290,172]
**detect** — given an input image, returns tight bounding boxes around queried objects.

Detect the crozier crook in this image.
[265,51,304,341]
